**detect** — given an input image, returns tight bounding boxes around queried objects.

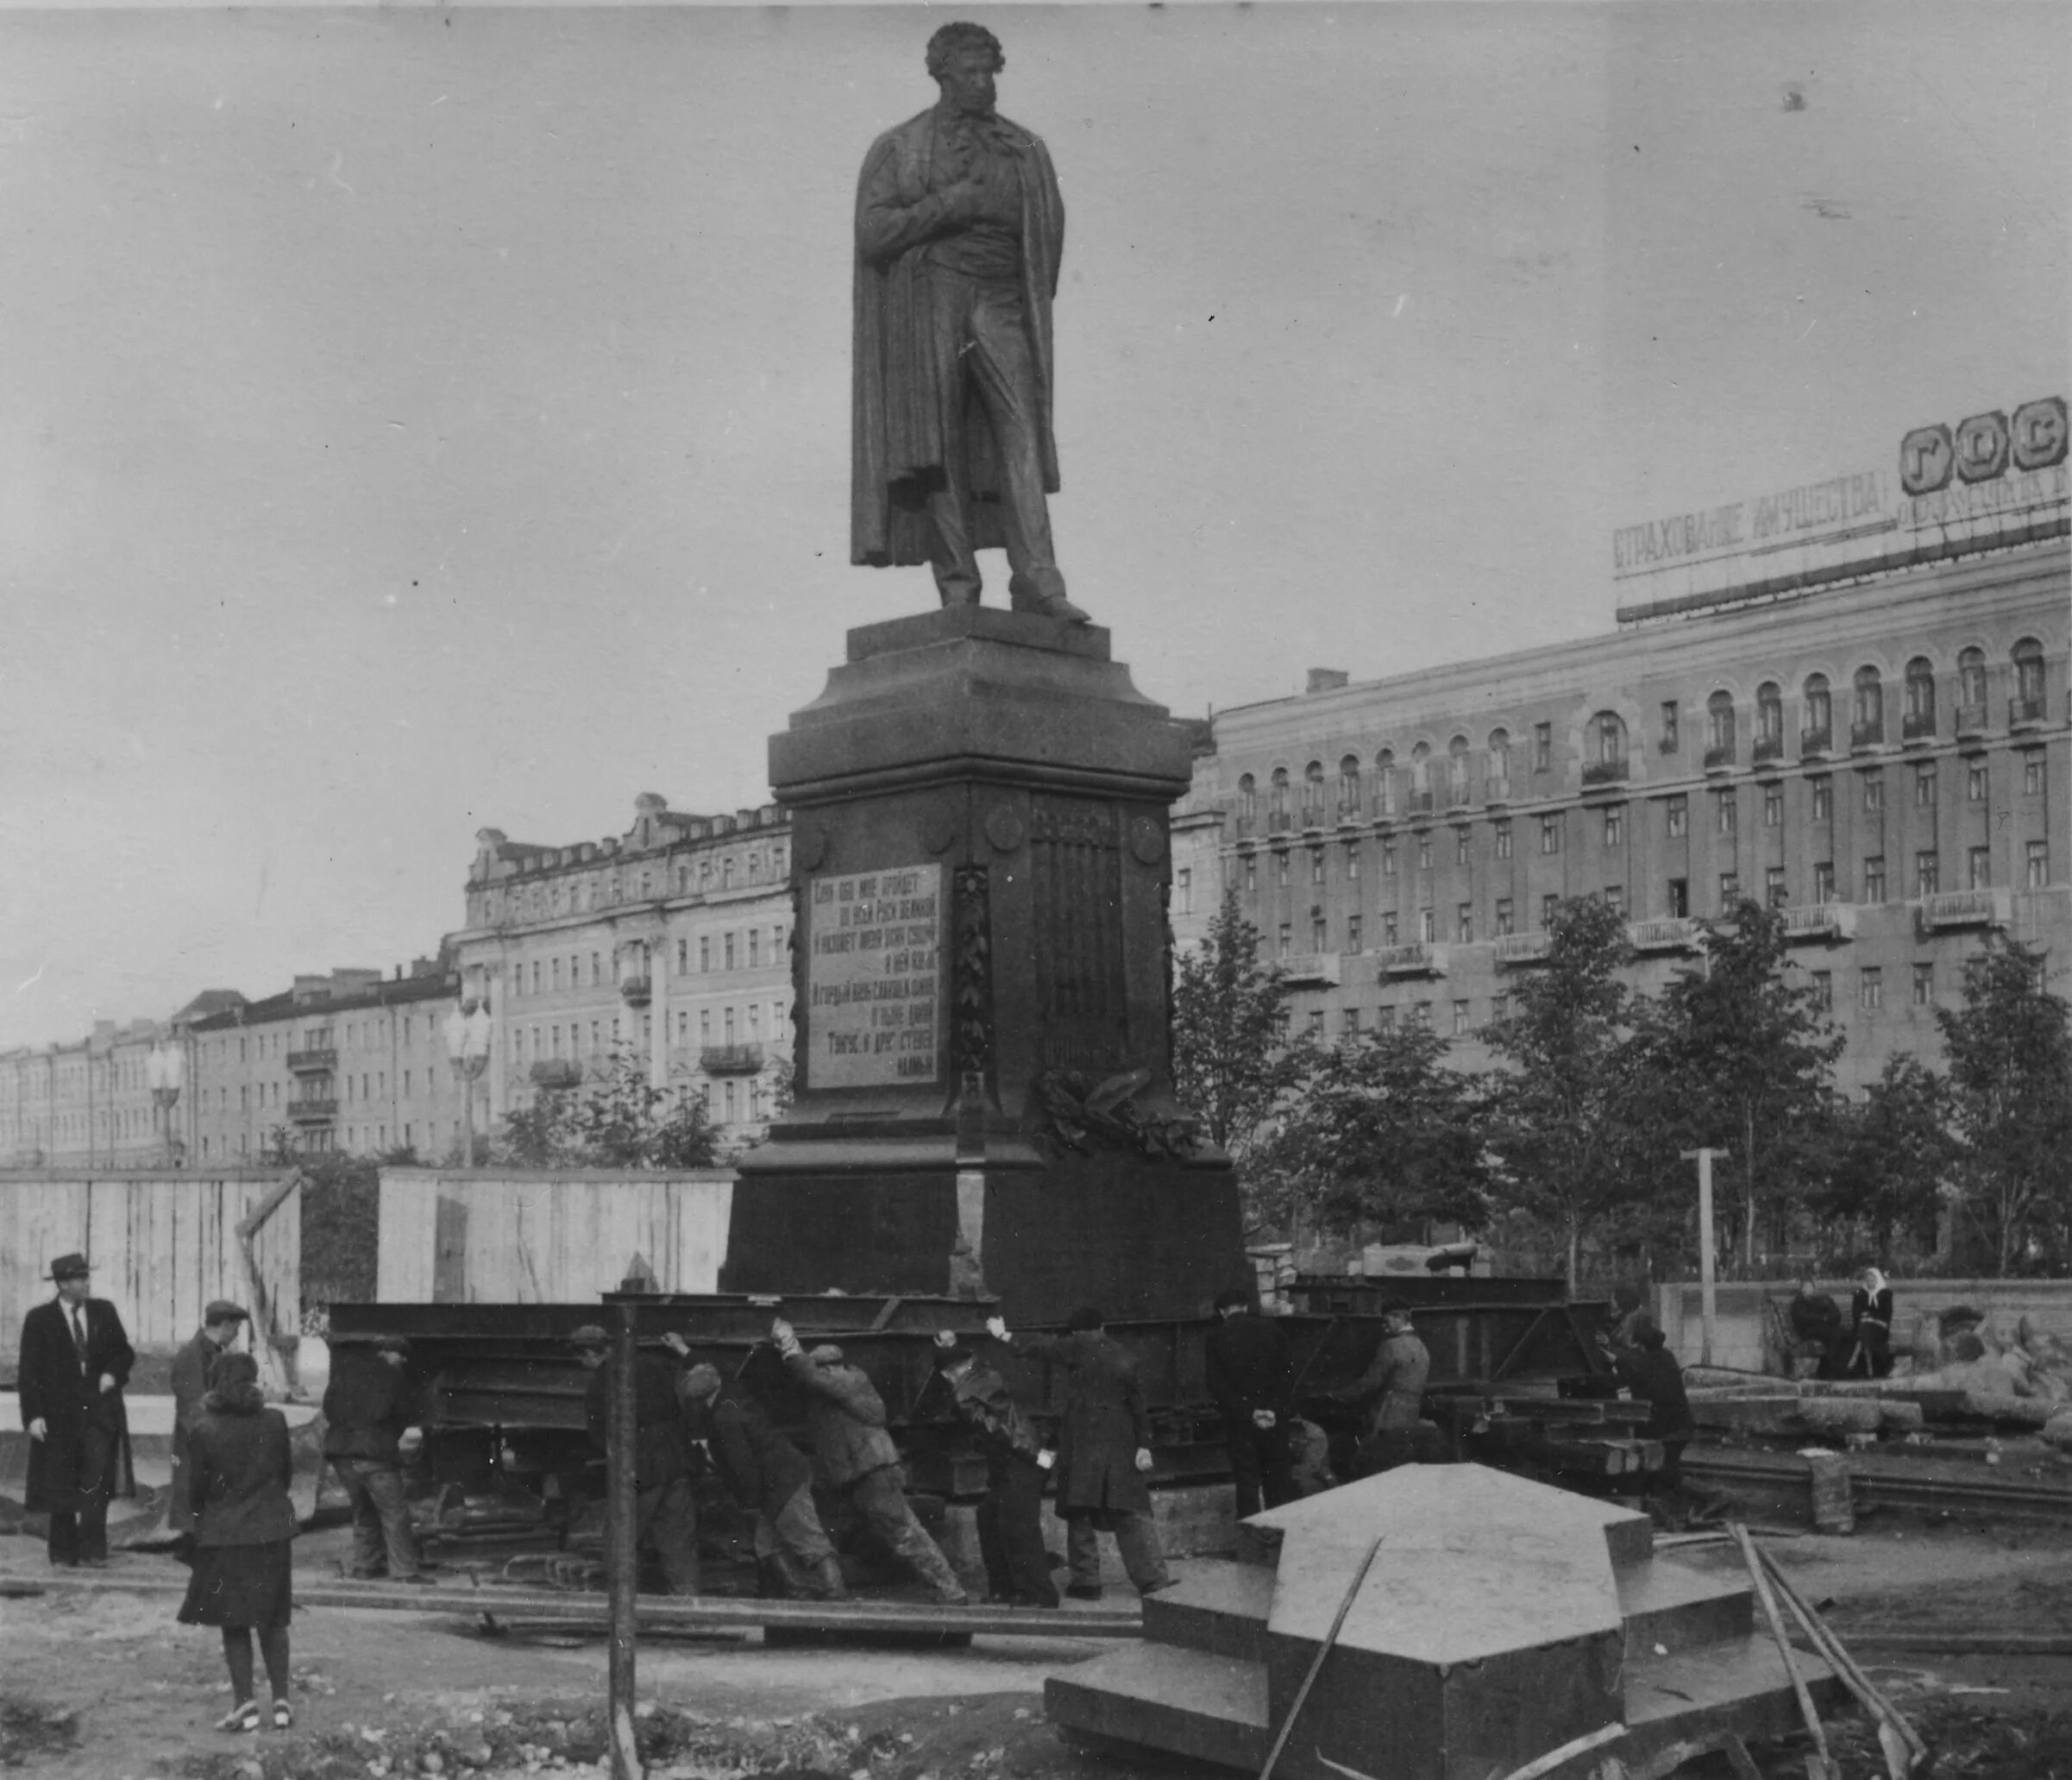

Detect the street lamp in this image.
[442,997,493,1167]
[146,1041,185,1169]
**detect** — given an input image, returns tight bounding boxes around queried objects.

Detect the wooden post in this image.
[606,1298,642,1780]
[1681,1148,1723,1367]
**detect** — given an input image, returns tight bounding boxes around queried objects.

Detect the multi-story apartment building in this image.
[1177,403,2070,1097]
[183,964,461,1163]
[448,794,793,1148]
[0,1019,180,1167]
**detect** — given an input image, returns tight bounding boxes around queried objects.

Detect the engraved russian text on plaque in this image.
[806,864,943,1089]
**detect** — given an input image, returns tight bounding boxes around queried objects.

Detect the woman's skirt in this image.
[178,1540,293,1629]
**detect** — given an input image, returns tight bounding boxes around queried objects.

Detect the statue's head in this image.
[927,22,1003,115]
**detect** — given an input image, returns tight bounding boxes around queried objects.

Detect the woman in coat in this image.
[178,1351,298,1733]
[1847,1267,1897,1380]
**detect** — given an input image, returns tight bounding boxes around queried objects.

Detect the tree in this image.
[1634,900,1845,1272]
[1481,896,1649,1288]
[1817,1055,1955,1266]
[1937,939,2072,1274]
[1171,890,1313,1156]
[493,1043,724,1171]
[1265,1021,1490,1245]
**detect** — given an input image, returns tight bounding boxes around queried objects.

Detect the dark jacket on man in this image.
[688,1393,813,1517]
[322,1358,417,1466]
[782,1351,902,1487]
[1205,1312,1294,1424]
[1015,1331,1152,1516]
[581,1352,696,1489]
[16,1296,135,1513]
[951,1363,1045,1467]
[187,1399,298,1548]
[1615,1344,1694,1444]
[168,1328,226,1535]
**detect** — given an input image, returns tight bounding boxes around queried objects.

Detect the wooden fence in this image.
[0,1172,300,1387]
[1654,1277,2072,1372]
[374,1168,735,1305]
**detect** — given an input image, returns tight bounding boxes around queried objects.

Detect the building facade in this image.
[183,965,461,1163]
[447,794,794,1148]
[1177,424,2069,1098]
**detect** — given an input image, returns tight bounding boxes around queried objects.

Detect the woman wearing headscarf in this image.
[177,1350,298,1733]
[1847,1268,1896,1380]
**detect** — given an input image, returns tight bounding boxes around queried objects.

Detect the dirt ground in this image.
[7,1506,2072,1780]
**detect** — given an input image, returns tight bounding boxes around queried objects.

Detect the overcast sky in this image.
[0,2,2064,1050]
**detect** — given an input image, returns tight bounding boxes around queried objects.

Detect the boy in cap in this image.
[672,1343,846,1600]
[170,1300,251,1543]
[933,1335,1058,1607]
[986,1307,1171,1601]
[1205,1286,1296,1517]
[772,1318,967,1605]
[570,1324,702,1596]
[322,1336,428,1582]
[17,1253,135,1568]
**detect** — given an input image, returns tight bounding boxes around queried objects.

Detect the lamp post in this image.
[147,1041,185,1169]
[442,998,493,1167]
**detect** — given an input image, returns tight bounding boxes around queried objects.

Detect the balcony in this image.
[1780,903,1857,944]
[700,1043,765,1075]
[1850,718,1886,752]
[1751,736,1783,766]
[1378,942,1449,978]
[287,1098,338,1123]
[1902,711,1937,745]
[1278,953,1341,988]
[620,975,652,1008]
[1581,758,1629,789]
[1492,932,1551,967]
[530,1060,581,1089]
[1956,702,1989,739]
[1799,726,1834,759]
[1918,887,2012,932]
[1703,744,1736,774]
[286,1047,337,1074]
[1483,777,1512,806]
[2011,695,2047,730]
[1629,917,1703,954]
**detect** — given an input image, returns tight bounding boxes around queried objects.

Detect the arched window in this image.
[1486,728,1511,796]
[1958,647,1987,710]
[1303,759,1327,821]
[1374,748,1397,818]
[1755,682,1783,751]
[1269,766,1290,824]
[1708,691,1737,758]
[1447,735,1472,803]
[1904,657,1936,736]
[1236,773,1258,833]
[2014,637,2046,712]
[1853,666,1884,744]
[1803,674,1832,745]
[1337,755,1361,816]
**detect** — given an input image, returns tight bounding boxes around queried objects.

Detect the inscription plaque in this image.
[807,864,943,1089]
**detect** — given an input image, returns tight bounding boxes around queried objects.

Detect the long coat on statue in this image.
[851,106,1064,570]
[16,1297,137,1513]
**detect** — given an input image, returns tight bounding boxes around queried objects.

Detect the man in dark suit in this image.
[1205,1286,1297,1519]
[989,1306,1171,1601]
[169,1299,249,1543]
[17,1252,135,1567]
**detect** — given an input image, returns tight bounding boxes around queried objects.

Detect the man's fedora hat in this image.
[47,1253,91,1282]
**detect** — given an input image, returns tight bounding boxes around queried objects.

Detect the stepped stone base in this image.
[1045,1464,1841,1780]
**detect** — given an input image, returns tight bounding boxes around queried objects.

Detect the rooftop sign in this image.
[1613,395,2069,613]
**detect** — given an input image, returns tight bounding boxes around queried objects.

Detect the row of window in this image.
[1272,839,2050,953]
[1239,641,2052,815]
[1243,756,2048,892]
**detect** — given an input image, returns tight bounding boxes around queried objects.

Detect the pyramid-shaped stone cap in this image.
[1251,1463,1649,1667]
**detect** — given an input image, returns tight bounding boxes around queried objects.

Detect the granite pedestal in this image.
[725,608,1243,1324]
